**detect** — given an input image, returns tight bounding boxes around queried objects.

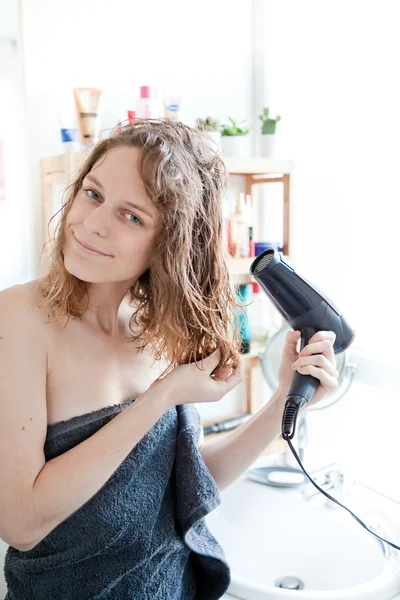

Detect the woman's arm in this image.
[198,330,339,492]
[0,288,172,552]
[30,384,171,549]
[198,388,286,492]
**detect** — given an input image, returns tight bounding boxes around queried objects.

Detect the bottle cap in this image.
[140,86,150,99]
[61,128,78,143]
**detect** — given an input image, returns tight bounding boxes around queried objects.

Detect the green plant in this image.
[195,116,221,132]
[259,108,281,134]
[220,117,250,136]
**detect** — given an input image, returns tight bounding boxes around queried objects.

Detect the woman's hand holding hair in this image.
[153,347,244,407]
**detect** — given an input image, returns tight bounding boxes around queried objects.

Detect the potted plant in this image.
[220,117,251,157]
[195,116,222,152]
[259,108,281,157]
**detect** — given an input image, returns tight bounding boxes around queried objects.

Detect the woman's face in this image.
[63,146,161,285]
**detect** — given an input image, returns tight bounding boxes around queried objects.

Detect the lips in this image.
[74,234,111,256]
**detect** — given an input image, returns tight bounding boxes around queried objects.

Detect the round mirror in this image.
[258,324,358,410]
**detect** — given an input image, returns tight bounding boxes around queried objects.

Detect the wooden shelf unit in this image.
[41,153,293,432]
[223,157,293,257]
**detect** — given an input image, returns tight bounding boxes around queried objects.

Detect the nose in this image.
[83,203,112,237]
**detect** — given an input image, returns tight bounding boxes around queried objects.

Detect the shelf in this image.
[227,255,291,276]
[240,342,265,371]
[226,256,254,275]
[41,154,294,183]
[41,152,89,183]
[223,156,294,175]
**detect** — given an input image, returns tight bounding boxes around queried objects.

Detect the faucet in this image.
[301,462,355,508]
[297,409,308,462]
[281,411,352,506]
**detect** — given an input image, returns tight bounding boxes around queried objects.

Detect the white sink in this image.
[206,474,400,599]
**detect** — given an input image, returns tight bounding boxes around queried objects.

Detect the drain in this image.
[275,575,305,590]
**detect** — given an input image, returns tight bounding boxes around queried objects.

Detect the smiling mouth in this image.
[73,234,111,257]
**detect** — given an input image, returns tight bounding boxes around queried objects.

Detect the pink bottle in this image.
[135,86,159,119]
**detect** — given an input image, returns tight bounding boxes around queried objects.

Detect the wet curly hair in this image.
[36,118,245,379]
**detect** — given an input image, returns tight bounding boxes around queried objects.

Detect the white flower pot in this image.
[260,134,276,157]
[202,131,222,153]
[222,135,251,158]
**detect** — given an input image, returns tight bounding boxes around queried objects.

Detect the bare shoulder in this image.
[0,279,50,338]
[0,280,31,311]
[1,278,45,307]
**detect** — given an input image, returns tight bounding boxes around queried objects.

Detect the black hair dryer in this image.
[249,249,356,440]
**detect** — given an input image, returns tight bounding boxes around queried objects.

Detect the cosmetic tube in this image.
[73,87,104,147]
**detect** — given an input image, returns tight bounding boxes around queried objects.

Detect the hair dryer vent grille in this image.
[253,254,273,274]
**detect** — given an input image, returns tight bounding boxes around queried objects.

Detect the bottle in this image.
[163,97,183,122]
[245,194,255,256]
[229,192,250,258]
[135,86,159,119]
[249,226,255,257]
[222,196,231,257]
[234,283,253,354]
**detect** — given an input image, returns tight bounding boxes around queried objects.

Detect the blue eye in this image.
[84,188,143,226]
[86,189,101,201]
[126,214,142,225]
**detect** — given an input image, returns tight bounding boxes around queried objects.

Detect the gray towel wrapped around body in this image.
[4,399,231,599]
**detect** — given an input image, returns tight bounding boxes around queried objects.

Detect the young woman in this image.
[0,119,338,599]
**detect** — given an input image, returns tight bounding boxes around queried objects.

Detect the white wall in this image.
[0,0,33,288]
[0,0,18,39]
[259,0,400,367]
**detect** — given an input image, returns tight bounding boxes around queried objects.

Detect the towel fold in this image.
[4,399,230,599]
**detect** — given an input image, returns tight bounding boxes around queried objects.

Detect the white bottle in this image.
[135,85,159,119]
[229,193,250,258]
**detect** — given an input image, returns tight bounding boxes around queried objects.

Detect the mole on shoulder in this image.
[21,426,25,431]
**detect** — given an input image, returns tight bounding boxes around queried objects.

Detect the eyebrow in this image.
[84,174,154,220]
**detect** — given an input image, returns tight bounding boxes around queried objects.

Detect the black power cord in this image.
[282,404,400,552]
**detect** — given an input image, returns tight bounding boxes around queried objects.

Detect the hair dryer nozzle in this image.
[249,249,356,354]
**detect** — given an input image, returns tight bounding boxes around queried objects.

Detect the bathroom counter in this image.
[223,591,400,599]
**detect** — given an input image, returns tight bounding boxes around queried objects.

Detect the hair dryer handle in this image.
[288,370,320,404]
[282,371,320,440]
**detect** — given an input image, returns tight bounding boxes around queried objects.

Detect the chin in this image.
[63,260,95,284]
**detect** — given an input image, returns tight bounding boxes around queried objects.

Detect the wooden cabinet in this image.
[41,153,294,455]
